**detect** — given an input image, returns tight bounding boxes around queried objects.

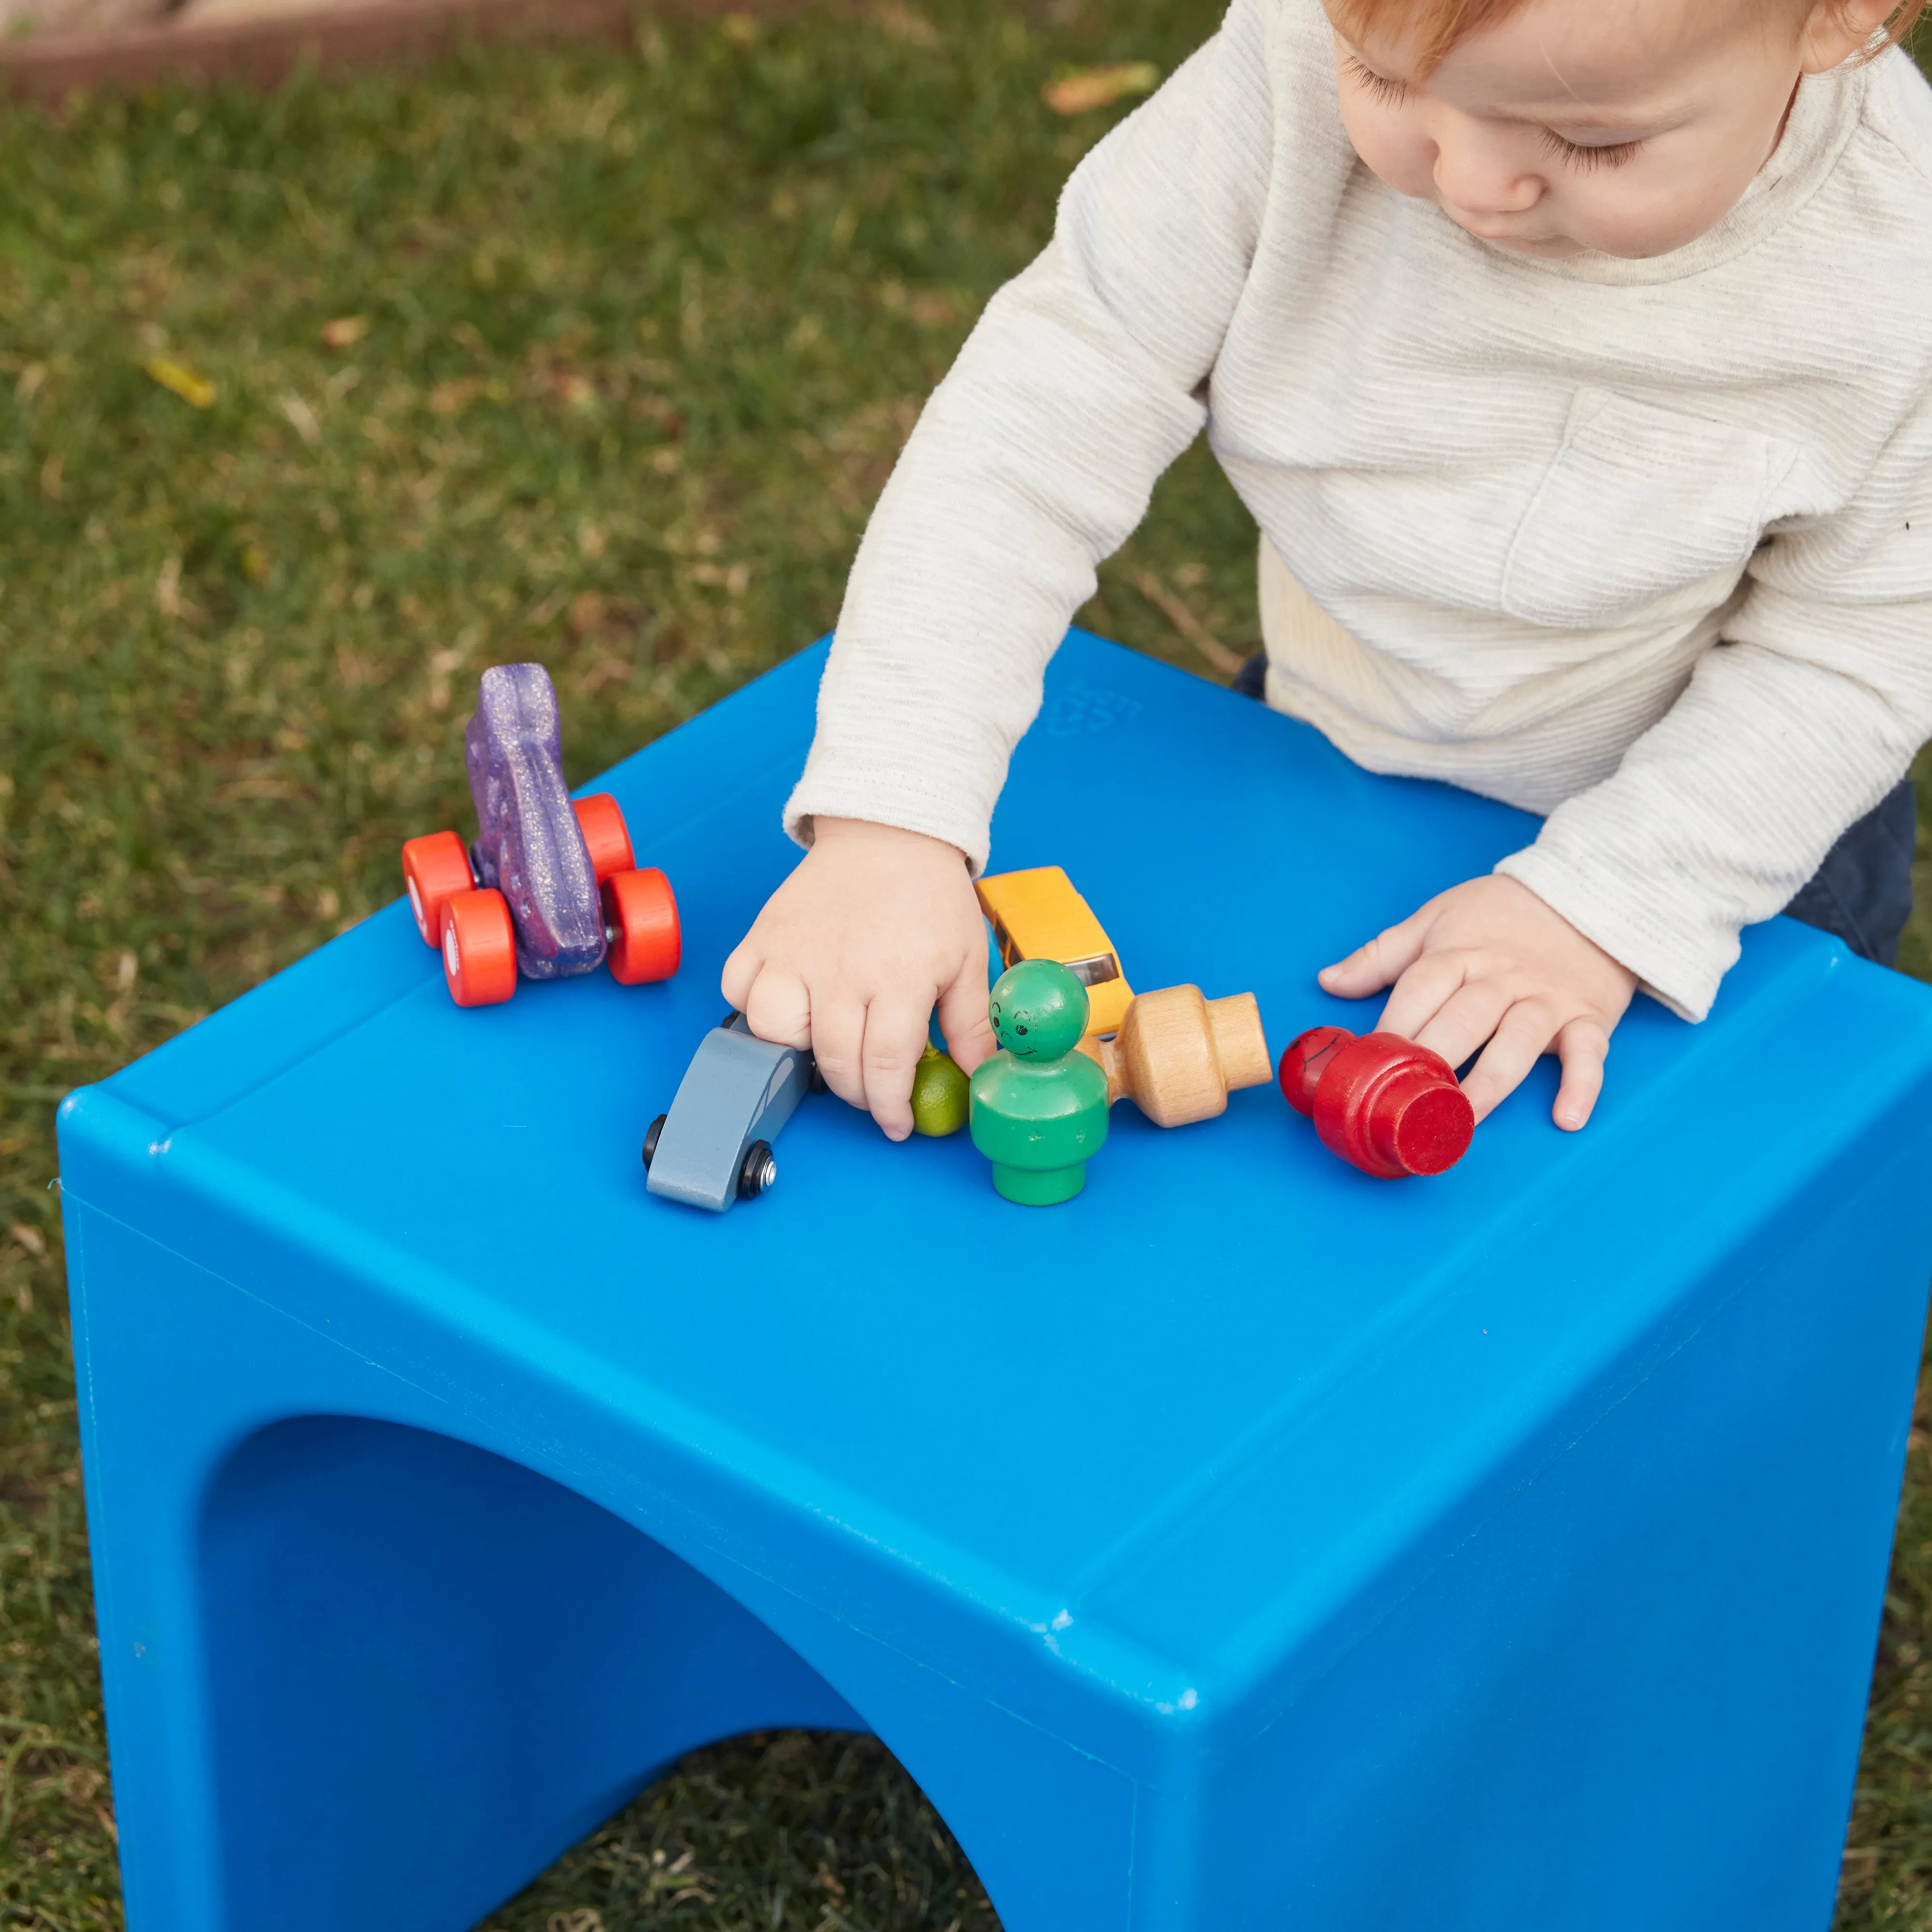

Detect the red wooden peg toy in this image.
[1278,1025,1474,1179]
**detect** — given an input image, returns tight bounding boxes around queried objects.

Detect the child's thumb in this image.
[937,963,996,1073]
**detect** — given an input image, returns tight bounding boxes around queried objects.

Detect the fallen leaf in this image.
[875,0,940,43]
[10,1222,46,1258]
[145,357,215,409]
[277,393,322,446]
[320,314,372,350]
[428,377,482,416]
[578,655,633,695]
[1042,60,1159,114]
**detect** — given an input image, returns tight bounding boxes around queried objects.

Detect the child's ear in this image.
[1798,0,1898,71]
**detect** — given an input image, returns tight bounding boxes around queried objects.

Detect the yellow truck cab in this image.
[975,866,1134,1036]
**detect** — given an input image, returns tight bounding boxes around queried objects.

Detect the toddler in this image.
[724,0,1932,1141]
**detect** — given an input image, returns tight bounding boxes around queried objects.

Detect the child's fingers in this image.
[1551,1017,1610,1131]
[936,956,994,1074]
[719,936,764,1016]
[1457,999,1558,1124]
[1410,980,1513,1082]
[799,993,867,1112]
[1373,946,1470,1042]
[1318,908,1432,999]
[738,964,812,1050]
[859,994,935,1142]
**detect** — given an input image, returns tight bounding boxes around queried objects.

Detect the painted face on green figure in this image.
[988,959,1089,1060]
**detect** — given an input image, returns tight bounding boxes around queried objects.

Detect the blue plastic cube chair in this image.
[59,634,1932,1932]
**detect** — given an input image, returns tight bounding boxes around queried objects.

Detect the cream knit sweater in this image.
[783,0,1932,1019]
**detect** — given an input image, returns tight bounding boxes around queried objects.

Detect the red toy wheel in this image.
[573,794,636,883]
[441,889,518,1007]
[602,867,681,984]
[401,830,473,948]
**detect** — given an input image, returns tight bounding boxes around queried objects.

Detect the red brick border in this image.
[0,0,767,97]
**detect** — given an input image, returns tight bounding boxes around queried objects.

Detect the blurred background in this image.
[2,8,1930,1928]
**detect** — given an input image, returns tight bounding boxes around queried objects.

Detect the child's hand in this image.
[722,817,994,1141]
[1318,875,1636,1131]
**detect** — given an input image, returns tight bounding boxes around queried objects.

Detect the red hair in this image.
[1326,0,1930,75]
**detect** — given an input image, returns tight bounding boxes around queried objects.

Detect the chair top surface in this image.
[66,633,1932,1719]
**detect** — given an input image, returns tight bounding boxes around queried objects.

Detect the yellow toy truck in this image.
[974,865,1134,1036]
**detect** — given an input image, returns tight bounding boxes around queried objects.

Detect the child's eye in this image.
[1539,128,1645,171]
[1343,54,1411,108]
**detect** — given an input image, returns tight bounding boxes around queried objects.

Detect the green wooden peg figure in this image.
[969,958,1110,1205]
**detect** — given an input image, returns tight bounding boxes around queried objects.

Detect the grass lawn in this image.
[2,7,1931,1928]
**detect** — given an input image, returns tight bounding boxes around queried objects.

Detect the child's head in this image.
[1324,0,1918,258]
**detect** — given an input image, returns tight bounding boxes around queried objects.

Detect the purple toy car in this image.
[401,663,681,1006]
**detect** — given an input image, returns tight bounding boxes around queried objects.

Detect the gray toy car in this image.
[642,1013,824,1212]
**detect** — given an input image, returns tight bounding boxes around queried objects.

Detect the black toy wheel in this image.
[641,1113,667,1169]
[738,1139,776,1200]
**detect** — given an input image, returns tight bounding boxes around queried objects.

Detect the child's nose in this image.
[1430,127,1541,218]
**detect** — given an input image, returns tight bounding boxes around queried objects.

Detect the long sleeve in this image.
[782,0,1279,868]
[781,0,1932,1019]
[1498,385,1932,1019]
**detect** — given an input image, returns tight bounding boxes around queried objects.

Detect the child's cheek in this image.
[1337,99,1438,205]
[1564,172,1724,263]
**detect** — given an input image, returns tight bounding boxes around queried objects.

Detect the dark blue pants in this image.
[1231,651,1918,968]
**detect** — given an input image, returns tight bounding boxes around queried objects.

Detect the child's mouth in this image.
[1453,217,1573,255]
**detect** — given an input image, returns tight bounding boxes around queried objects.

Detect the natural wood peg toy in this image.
[1077,985,1273,1128]
[1279,1025,1474,1179]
